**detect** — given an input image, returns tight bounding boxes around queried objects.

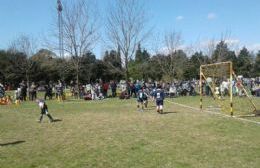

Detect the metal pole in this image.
[200,66,202,110]
[57,0,63,58]
[230,62,233,116]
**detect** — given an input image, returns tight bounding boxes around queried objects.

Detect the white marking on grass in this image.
[166,100,260,125]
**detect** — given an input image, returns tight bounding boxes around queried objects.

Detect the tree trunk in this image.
[125,56,129,80]
[26,72,29,101]
[76,63,80,99]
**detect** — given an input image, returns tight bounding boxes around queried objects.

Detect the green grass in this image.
[172,96,260,122]
[0,97,260,168]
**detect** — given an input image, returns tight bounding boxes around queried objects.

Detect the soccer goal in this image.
[199,61,258,116]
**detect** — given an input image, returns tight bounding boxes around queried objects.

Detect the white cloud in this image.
[247,43,260,52]
[225,39,240,46]
[157,45,187,55]
[199,39,240,47]
[207,13,217,20]
[176,16,184,21]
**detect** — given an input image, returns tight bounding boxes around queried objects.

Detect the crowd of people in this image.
[1,76,259,105]
[0,77,259,123]
[201,77,260,98]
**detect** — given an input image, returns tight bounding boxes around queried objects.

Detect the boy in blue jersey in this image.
[154,85,165,114]
[137,87,148,112]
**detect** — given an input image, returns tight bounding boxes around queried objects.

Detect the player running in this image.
[154,85,165,114]
[137,87,149,112]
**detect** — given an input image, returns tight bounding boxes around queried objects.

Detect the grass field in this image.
[0,96,260,168]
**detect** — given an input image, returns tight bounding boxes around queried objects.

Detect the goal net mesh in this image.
[200,61,258,116]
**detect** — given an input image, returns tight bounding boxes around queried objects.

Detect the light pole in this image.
[57,0,64,58]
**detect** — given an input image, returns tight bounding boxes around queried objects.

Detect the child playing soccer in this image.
[137,87,148,112]
[154,85,165,114]
[36,99,54,123]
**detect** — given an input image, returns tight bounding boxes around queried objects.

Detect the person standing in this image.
[154,85,165,114]
[29,82,37,101]
[0,81,5,98]
[110,81,117,97]
[44,84,53,100]
[20,81,27,101]
[137,87,149,112]
[36,99,54,123]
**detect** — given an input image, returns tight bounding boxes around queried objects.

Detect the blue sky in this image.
[0,0,260,56]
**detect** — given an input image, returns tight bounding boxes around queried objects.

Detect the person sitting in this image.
[119,90,130,99]
[83,91,92,100]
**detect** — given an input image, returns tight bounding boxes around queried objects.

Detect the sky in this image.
[0,0,260,57]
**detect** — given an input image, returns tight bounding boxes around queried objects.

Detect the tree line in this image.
[0,40,259,88]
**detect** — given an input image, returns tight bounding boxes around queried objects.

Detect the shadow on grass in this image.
[0,140,25,147]
[144,108,156,110]
[53,119,62,122]
[161,111,177,115]
[238,115,260,118]
[235,110,260,118]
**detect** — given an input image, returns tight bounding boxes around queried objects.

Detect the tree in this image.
[183,52,208,80]
[212,41,229,62]
[80,51,97,83]
[156,31,185,81]
[211,40,237,64]
[8,35,38,95]
[102,49,123,81]
[135,43,149,63]
[31,49,60,82]
[128,43,150,80]
[62,0,98,96]
[236,47,254,77]
[106,0,150,80]
[254,51,260,76]
[0,50,9,82]
[147,55,164,81]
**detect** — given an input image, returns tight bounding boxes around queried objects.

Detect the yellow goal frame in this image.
[199,61,257,116]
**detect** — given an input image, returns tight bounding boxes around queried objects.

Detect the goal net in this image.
[199,61,258,116]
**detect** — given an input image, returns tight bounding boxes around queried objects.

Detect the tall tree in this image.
[31,49,60,82]
[183,52,208,80]
[157,31,184,81]
[212,41,230,62]
[254,51,260,76]
[8,35,38,95]
[0,50,9,82]
[236,47,254,77]
[62,0,98,96]
[128,44,150,80]
[103,49,123,81]
[80,51,97,83]
[106,0,150,80]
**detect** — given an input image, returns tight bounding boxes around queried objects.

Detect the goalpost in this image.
[199,61,258,116]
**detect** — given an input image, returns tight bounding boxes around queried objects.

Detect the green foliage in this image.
[183,52,207,80]
[129,44,151,80]
[212,41,237,64]
[254,51,260,76]
[0,42,259,85]
[236,47,254,77]
[102,50,123,81]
